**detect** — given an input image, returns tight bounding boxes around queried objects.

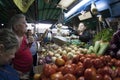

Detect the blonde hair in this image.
[0,28,19,52]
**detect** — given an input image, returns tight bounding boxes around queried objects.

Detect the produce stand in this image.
[32,28,120,80]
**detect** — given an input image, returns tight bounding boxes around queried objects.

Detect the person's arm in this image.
[37,29,48,42]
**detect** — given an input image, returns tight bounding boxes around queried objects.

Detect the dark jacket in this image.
[79,29,93,43]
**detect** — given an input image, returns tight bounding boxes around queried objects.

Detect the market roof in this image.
[0,0,120,26]
[0,0,62,24]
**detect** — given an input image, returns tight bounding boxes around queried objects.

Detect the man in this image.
[9,14,33,79]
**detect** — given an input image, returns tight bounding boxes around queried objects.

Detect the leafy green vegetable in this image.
[101,28,114,42]
[93,32,102,42]
[93,28,114,42]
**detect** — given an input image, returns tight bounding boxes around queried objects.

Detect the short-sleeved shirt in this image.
[12,35,33,73]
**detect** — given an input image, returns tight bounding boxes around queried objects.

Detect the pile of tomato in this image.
[35,54,120,80]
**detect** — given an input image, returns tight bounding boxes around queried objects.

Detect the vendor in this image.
[77,22,93,44]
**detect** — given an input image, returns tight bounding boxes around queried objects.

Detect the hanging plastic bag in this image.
[13,0,35,13]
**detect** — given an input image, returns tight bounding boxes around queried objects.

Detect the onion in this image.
[63,73,76,80]
[38,57,46,65]
[52,57,57,63]
[45,55,52,63]
[33,73,41,80]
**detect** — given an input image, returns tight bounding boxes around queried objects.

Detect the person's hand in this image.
[28,36,34,43]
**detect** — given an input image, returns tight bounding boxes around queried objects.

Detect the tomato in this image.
[114,77,120,80]
[83,58,92,68]
[74,64,84,77]
[72,55,80,64]
[93,58,104,68]
[77,76,85,80]
[96,74,103,80]
[63,73,76,80]
[84,67,96,80]
[115,67,120,77]
[110,58,117,65]
[65,60,73,65]
[55,58,65,67]
[62,55,68,62]
[62,64,74,75]
[43,64,57,77]
[50,72,63,80]
[115,60,120,67]
[103,75,112,80]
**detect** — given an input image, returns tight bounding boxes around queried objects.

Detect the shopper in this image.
[0,29,19,80]
[26,29,38,78]
[26,29,37,66]
[9,14,33,79]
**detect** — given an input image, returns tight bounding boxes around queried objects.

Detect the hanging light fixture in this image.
[57,0,75,10]
[78,11,92,21]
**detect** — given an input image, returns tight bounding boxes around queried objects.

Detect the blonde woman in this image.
[0,29,19,80]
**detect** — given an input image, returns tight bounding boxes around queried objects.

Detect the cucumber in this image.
[97,42,109,55]
[94,40,101,53]
[87,46,94,54]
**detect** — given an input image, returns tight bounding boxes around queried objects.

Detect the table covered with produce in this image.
[33,28,120,80]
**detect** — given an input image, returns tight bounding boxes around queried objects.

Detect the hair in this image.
[79,22,86,27]
[8,14,26,30]
[26,29,32,38]
[0,28,19,52]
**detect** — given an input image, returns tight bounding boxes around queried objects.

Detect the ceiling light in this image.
[64,0,92,18]
[78,11,92,21]
[57,0,75,10]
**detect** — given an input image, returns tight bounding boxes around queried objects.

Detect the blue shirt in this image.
[0,64,19,80]
[30,42,37,55]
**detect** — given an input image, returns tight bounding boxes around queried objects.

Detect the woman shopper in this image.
[26,29,38,78]
[0,29,19,80]
[26,29,37,66]
[9,14,33,79]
